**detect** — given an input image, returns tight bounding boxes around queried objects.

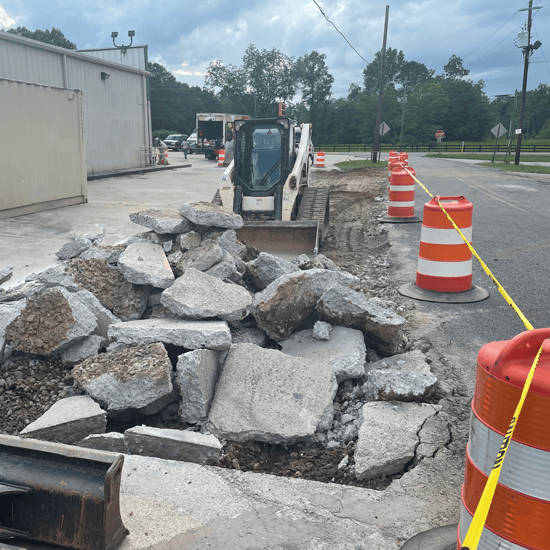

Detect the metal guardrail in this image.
[315,144,550,153]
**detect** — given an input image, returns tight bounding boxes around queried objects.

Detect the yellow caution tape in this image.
[397,162,543,550]
[400,164,533,331]
[460,343,544,549]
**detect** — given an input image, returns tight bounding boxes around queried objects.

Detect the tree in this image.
[206,45,297,118]
[363,48,405,93]
[404,82,450,142]
[443,55,469,80]
[295,51,334,138]
[397,61,435,87]
[6,26,77,49]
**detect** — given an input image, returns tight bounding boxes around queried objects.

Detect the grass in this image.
[335,159,388,169]
[489,164,550,175]
[425,153,550,162]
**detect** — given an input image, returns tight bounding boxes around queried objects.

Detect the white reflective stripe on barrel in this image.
[389,184,416,193]
[388,201,415,208]
[417,258,472,277]
[469,413,550,501]
[420,226,473,245]
[460,504,523,550]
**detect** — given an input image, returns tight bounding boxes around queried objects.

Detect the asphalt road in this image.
[385,154,550,391]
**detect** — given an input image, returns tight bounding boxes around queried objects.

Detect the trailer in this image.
[196,113,249,160]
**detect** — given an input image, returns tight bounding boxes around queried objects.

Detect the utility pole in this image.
[372,5,390,163]
[515,0,543,165]
[399,77,408,153]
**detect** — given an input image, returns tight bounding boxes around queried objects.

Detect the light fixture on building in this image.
[101,72,110,80]
[111,30,135,54]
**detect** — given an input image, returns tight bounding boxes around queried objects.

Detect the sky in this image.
[1,0,550,102]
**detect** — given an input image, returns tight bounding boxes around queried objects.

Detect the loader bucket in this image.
[237,220,321,258]
[0,435,128,550]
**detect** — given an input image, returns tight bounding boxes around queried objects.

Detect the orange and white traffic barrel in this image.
[315,151,325,168]
[399,152,408,166]
[458,328,550,549]
[388,157,401,182]
[218,149,225,167]
[399,195,488,302]
[379,166,421,224]
[388,150,398,180]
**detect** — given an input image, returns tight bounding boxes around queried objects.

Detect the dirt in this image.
[0,166,470,494]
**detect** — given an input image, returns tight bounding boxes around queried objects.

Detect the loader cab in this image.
[234,118,292,197]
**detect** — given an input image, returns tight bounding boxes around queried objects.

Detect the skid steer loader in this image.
[217,117,329,257]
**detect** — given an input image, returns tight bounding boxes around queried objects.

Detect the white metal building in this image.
[0,31,151,177]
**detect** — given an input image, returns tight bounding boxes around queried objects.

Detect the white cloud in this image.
[0,7,15,27]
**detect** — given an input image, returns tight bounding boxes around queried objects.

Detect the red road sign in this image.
[435,130,445,138]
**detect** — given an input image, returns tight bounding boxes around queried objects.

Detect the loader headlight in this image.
[289,175,297,189]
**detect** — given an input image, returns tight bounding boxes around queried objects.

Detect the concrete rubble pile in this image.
[0,202,453,480]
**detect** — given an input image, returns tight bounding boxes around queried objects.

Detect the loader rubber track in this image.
[297,187,330,239]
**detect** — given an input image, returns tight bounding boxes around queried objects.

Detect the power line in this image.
[471,23,524,64]
[311,0,370,65]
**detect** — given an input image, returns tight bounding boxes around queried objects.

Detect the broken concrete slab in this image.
[74,223,106,244]
[4,286,97,355]
[354,401,439,481]
[416,411,453,459]
[130,207,193,234]
[72,342,173,414]
[61,334,103,363]
[118,242,175,289]
[125,426,222,465]
[175,242,224,275]
[316,285,405,354]
[56,237,93,260]
[207,343,337,444]
[79,432,128,453]
[313,320,332,341]
[161,268,252,322]
[68,258,148,321]
[177,231,202,251]
[19,395,106,445]
[231,326,268,347]
[127,230,175,252]
[176,350,220,424]
[205,249,238,281]
[108,318,232,350]
[180,202,244,229]
[363,350,438,402]
[246,252,300,290]
[0,265,14,286]
[74,289,121,344]
[253,269,359,341]
[301,254,341,271]
[201,229,246,259]
[37,265,80,292]
[0,299,26,363]
[280,326,366,383]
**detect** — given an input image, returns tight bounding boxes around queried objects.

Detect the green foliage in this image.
[6,26,77,49]
[206,45,297,117]
[152,130,177,141]
[536,119,550,140]
[442,55,470,80]
[335,160,388,169]
[148,62,222,132]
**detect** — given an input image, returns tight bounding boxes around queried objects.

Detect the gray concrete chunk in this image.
[313,321,332,340]
[56,237,93,260]
[118,242,175,289]
[61,334,103,363]
[0,299,26,361]
[176,350,221,424]
[316,285,405,354]
[253,269,359,341]
[363,350,437,402]
[4,287,97,355]
[207,343,337,444]
[125,426,222,464]
[79,432,128,453]
[130,207,193,234]
[201,229,246,259]
[37,265,80,292]
[108,318,232,350]
[74,223,106,244]
[74,289,121,344]
[354,401,438,481]
[20,395,106,445]
[0,265,14,286]
[72,342,173,413]
[161,268,252,322]
[177,231,201,251]
[180,202,244,229]
[205,250,238,281]
[280,326,366,382]
[247,252,300,290]
[175,242,224,275]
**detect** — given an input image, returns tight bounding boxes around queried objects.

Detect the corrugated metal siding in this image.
[0,79,87,217]
[77,47,147,71]
[0,33,150,175]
